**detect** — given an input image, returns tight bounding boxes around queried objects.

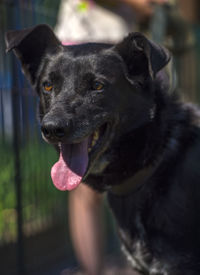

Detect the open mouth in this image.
[51,123,110,191]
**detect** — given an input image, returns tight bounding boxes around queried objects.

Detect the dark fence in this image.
[0,1,74,275]
[1,1,200,275]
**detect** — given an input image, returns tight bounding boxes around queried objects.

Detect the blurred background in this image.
[0,0,200,274]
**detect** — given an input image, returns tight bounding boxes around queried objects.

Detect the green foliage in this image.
[0,139,67,243]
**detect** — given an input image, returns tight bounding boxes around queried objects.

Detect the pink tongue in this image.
[51,139,89,191]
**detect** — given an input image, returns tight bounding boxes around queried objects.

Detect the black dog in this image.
[5,24,200,274]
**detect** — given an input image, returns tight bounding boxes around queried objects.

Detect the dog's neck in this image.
[86,88,190,193]
[86,118,167,193]
[106,96,193,196]
[110,155,162,196]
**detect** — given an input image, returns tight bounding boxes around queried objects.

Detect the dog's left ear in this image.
[114,33,170,80]
[5,24,62,84]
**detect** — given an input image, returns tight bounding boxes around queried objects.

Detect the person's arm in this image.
[69,184,104,275]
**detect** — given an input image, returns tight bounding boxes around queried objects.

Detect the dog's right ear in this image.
[5,24,62,84]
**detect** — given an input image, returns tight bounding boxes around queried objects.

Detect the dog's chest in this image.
[118,214,154,274]
[107,191,155,273]
[107,189,177,274]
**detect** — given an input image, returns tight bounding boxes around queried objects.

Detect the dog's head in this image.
[5,24,170,191]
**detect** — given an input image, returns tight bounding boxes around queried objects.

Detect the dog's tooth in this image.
[90,130,100,150]
[91,138,96,147]
[93,130,99,141]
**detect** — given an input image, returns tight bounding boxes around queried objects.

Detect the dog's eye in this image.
[93,81,104,91]
[43,82,53,92]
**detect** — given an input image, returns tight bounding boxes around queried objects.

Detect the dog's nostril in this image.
[54,128,65,138]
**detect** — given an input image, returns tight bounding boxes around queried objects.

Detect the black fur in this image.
[5,24,200,274]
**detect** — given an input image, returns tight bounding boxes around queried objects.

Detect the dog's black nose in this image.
[41,119,70,142]
[42,126,65,138]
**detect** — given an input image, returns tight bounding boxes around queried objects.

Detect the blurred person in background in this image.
[55,1,192,274]
[55,0,169,43]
